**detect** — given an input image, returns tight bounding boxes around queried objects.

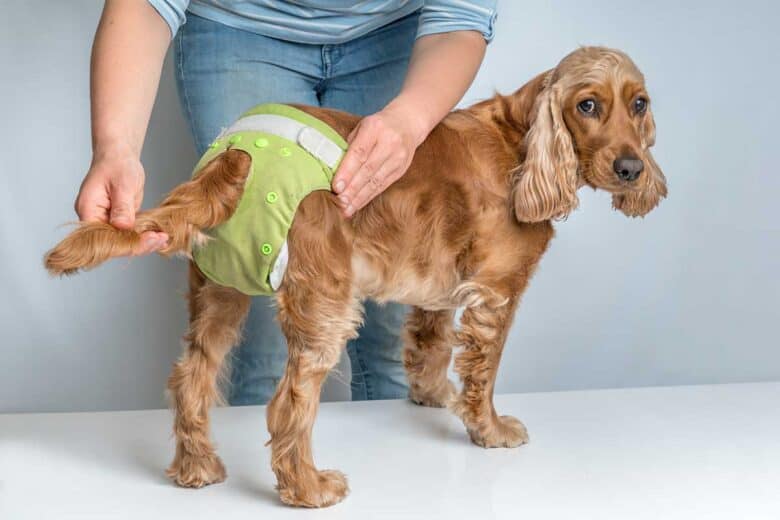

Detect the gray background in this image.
[2,1,777,413]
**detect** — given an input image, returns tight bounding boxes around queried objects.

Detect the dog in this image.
[44,46,666,507]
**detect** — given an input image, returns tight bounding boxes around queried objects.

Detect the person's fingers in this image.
[130,231,169,256]
[75,175,110,223]
[75,195,109,223]
[338,143,395,214]
[346,124,360,143]
[108,176,138,230]
[134,185,144,211]
[344,159,403,217]
[332,120,377,195]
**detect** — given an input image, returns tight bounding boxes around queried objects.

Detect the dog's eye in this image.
[577,99,597,115]
[634,97,648,114]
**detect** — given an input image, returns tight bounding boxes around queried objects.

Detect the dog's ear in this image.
[640,106,657,148]
[612,110,668,217]
[512,79,579,223]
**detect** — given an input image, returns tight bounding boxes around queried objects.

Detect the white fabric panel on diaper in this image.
[269,240,289,291]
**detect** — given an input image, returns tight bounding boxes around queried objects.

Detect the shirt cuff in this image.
[416,5,498,43]
[146,0,187,38]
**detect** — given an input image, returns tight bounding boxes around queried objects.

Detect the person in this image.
[76,0,497,405]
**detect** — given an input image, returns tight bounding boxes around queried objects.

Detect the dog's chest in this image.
[351,252,467,310]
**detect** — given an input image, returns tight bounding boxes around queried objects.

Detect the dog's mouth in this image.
[579,167,621,194]
[580,161,644,195]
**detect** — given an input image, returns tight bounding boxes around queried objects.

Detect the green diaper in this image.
[191,103,347,295]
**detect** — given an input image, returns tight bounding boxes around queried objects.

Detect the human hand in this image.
[332,105,426,217]
[74,148,168,256]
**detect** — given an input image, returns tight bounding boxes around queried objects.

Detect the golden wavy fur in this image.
[44,47,666,507]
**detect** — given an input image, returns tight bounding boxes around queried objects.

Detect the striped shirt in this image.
[148,0,498,44]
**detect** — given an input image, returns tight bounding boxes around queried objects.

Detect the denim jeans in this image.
[173,12,417,404]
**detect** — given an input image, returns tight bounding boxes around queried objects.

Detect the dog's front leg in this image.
[453,292,529,448]
[404,307,457,408]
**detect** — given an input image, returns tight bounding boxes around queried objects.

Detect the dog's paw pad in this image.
[469,415,529,448]
[166,452,227,488]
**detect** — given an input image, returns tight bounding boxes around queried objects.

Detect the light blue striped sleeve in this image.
[147,0,190,37]
[416,0,498,43]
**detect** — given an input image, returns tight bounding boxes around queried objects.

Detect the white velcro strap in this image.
[297,126,343,170]
[220,114,343,169]
[269,240,288,291]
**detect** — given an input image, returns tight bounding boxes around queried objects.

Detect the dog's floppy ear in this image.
[512,77,578,223]
[612,110,668,217]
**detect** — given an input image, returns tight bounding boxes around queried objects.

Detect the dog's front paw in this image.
[409,379,456,408]
[166,451,227,488]
[468,415,529,448]
[278,469,349,508]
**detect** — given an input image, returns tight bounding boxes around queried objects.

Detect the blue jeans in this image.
[173,13,416,404]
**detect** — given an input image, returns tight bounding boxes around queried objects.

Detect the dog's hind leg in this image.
[265,193,360,508]
[267,287,361,507]
[166,264,250,488]
[452,294,529,448]
[403,307,457,408]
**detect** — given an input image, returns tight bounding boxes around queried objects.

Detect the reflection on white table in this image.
[2,382,779,519]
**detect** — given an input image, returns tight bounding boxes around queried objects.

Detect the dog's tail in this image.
[44,149,251,276]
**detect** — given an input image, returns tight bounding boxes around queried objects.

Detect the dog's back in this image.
[289,101,553,310]
[45,96,551,313]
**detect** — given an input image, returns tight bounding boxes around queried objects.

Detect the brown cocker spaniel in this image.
[44,46,667,507]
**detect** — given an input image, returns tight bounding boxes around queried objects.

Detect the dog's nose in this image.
[613,157,644,182]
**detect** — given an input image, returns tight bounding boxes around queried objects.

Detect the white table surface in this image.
[2,382,778,519]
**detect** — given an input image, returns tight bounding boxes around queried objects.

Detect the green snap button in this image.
[279,147,292,157]
[266,191,278,203]
[254,137,269,148]
[261,243,273,256]
[229,135,243,145]
[209,140,220,149]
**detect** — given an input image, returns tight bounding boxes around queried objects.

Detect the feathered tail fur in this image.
[44,150,251,276]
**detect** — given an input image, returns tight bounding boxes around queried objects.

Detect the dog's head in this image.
[513,46,667,222]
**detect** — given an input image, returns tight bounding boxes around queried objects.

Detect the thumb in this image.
[347,123,360,143]
[109,180,137,230]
